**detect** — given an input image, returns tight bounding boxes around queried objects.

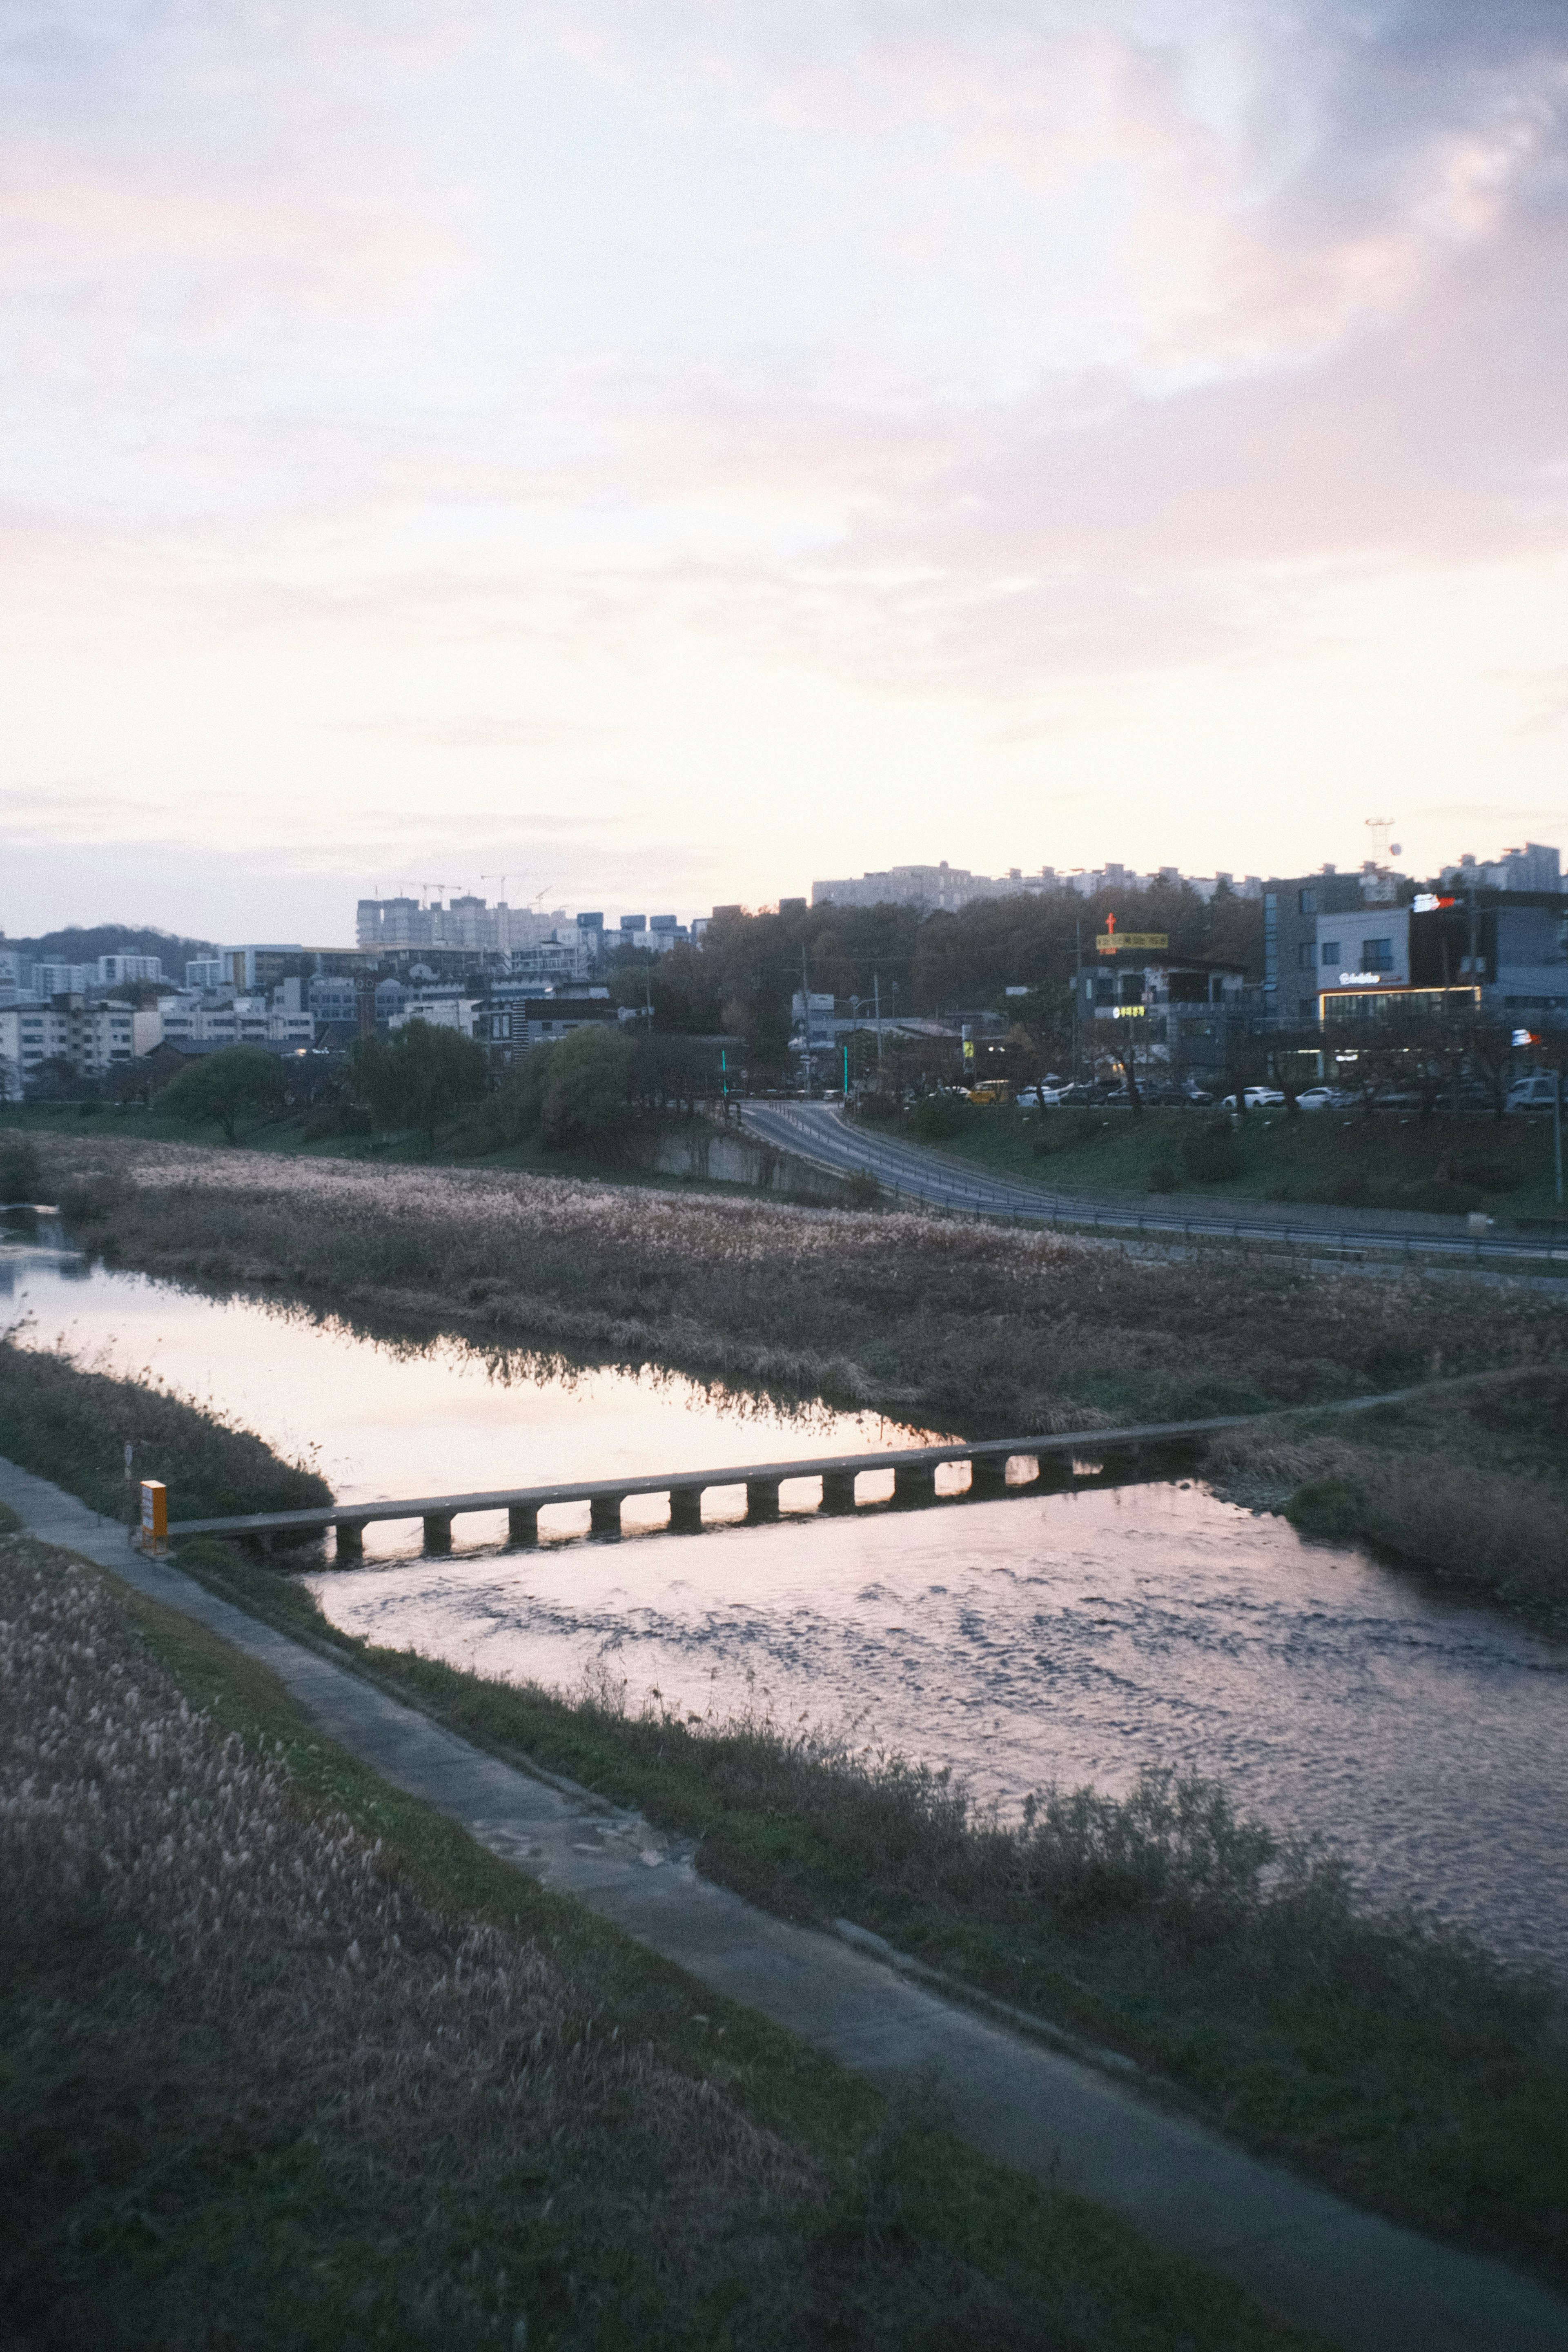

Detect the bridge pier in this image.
[746,1477,781,1521]
[893,1463,937,1505]
[820,1470,858,1512]
[589,1494,624,1537]
[423,1512,453,1555]
[668,1486,704,1534]
[966,1454,1010,1498]
[507,1503,539,1548]
[334,1519,364,1560]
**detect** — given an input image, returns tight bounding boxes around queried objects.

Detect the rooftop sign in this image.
[1095,932,1167,955]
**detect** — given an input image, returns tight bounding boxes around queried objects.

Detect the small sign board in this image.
[1096,932,1167,955]
[139,1479,168,1556]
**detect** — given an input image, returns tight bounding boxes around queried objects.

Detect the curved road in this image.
[740,1101,1568,1272]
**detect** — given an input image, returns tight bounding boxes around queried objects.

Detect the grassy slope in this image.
[894,1102,1562,1221]
[0,1529,1313,2352]
[181,1531,1568,2293]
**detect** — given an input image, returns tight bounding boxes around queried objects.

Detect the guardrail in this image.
[742,1105,1568,1270]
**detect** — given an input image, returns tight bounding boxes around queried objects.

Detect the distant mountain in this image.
[1,923,218,973]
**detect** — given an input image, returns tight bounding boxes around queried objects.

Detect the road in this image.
[739,1100,1568,1271]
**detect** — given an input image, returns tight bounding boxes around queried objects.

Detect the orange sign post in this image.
[139,1479,168,1557]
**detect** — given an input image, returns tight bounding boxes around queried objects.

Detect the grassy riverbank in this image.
[0,1330,332,1530]
[884,1101,1564,1223]
[3,1337,1566,2298]
[0,1532,1312,2352]
[146,1527,1568,2295]
[25,1131,1568,1615]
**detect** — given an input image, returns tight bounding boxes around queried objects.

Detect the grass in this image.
[0,1530,1319,2352]
[3,1347,1566,2301]
[0,1096,813,1208]
[22,1128,1568,1613]
[0,1330,332,1531]
[174,1534,1568,2296]
[888,1102,1564,1222]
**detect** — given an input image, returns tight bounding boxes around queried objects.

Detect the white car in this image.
[1506,1074,1559,1114]
[1220,1087,1285,1110]
[1294,1086,1339,1111]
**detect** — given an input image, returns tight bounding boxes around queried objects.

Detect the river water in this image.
[6,1216,1566,1977]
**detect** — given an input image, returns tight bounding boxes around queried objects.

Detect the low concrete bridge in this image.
[165,1392,1411,1559]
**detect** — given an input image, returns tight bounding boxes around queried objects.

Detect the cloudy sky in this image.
[3,0,1566,941]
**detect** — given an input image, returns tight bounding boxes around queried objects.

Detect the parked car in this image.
[1294,1086,1339,1111]
[1017,1084,1082,1108]
[1180,1083,1214,1105]
[1220,1087,1285,1110]
[1506,1073,1560,1114]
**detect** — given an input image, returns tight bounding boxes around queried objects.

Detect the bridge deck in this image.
[165,1397,1405,1538]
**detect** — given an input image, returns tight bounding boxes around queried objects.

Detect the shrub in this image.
[1449,1154,1522,1194]
[907,1092,973,1141]
[1404,1178,1483,1217]
[0,1138,41,1203]
[1180,1120,1245,1183]
[299,1104,372,1143]
[843,1168,881,1210]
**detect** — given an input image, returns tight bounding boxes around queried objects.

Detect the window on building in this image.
[1363,938,1394,969]
[1297,943,1314,969]
[1321,942,1340,965]
[1298,889,1317,915]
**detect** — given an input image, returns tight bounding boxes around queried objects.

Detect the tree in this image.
[540,1025,635,1148]
[158,1046,282,1142]
[351,1021,487,1148]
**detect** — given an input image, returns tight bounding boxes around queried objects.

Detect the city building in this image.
[0,999,140,1096]
[1263,868,1404,1022]
[354,894,573,956]
[1319,889,1568,1027]
[386,994,483,1040]
[1441,844,1561,894]
[480,987,627,1067]
[1078,949,1250,1084]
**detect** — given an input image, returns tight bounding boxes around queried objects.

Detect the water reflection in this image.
[1,1221,952,1548]
[5,1215,1566,1977]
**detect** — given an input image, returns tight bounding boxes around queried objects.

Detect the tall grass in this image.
[0,1536,1311,2352]
[0,1332,332,1527]
[31,1134,1568,1439]
[352,1641,1568,2285]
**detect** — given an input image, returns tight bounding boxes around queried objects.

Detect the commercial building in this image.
[1318,890,1568,1027]
[1078,947,1250,1085]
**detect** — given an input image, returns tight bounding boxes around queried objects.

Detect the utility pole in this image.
[800,941,813,1096]
[1555,1062,1564,1210]
[874,971,882,1067]
[1073,917,1083,1086]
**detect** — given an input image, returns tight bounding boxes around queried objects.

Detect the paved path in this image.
[4,1455,1566,2352]
[743,1101,1568,1270]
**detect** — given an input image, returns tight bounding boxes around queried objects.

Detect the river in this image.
[5,1214,1566,1977]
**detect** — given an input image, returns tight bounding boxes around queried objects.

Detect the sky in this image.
[3,0,1566,943]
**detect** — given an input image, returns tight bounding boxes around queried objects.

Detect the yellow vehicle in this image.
[965,1080,1014,1105]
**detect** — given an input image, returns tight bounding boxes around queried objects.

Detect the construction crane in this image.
[481,873,509,904]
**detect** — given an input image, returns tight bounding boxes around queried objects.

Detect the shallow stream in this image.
[6,1216,1566,1977]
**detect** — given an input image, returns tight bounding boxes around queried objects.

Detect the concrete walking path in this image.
[4,1456,1565,2352]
